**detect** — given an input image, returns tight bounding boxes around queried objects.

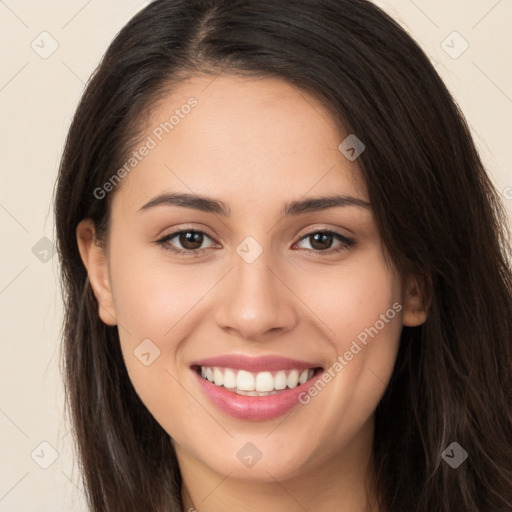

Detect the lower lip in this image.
[193,369,322,421]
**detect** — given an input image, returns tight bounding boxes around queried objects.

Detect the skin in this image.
[77,74,429,512]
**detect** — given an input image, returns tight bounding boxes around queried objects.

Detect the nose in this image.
[213,247,298,341]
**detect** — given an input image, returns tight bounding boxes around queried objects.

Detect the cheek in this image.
[294,250,403,420]
[301,248,401,347]
[109,239,216,337]
[107,245,220,415]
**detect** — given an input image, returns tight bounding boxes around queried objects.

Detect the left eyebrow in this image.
[281,194,371,216]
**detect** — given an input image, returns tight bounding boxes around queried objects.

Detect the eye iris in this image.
[310,232,333,250]
[180,231,203,250]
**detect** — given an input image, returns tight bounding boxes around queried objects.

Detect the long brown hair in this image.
[54,0,512,510]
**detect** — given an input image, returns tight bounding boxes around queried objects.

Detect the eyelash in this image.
[155,228,356,257]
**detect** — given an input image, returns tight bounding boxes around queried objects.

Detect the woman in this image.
[54,0,512,510]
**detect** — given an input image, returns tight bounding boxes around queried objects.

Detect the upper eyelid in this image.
[163,228,218,242]
[294,225,353,241]
[293,230,355,251]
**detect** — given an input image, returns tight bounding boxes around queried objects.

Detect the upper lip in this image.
[191,354,323,373]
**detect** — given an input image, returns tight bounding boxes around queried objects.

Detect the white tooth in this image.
[255,371,274,392]
[206,367,214,382]
[308,369,314,380]
[287,369,299,388]
[246,391,258,396]
[258,392,270,397]
[299,369,309,385]
[223,368,237,389]
[235,389,248,396]
[213,367,224,386]
[274,370,287,390]
[201,366,207,379]
[237,370,255,391]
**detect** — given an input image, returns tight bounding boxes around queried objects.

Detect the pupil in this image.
[311,233,332,250]
[180,231,203,250]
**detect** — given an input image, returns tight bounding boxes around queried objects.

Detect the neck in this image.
[176,418,381,512]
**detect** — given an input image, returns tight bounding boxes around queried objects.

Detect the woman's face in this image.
[78,74,426,483]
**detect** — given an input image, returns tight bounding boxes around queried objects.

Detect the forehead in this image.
[112,74,367,214]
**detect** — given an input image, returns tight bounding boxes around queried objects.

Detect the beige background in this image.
[0,1,511,510]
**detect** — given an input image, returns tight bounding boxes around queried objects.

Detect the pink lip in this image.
[191,354,321,372]
[190,355,323,421]
[193,369,322,421]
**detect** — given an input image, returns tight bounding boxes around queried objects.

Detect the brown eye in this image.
[177,231,204,250]
[156,229,217,254]
[295,230,355,254]
[309,232,335,250]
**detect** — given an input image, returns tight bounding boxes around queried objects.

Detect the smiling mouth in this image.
[192,365,323,396]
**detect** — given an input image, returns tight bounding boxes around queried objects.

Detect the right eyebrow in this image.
[138,193,230,216]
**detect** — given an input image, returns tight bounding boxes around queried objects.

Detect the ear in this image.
[402,273,431,327]
[76,219,117,326]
